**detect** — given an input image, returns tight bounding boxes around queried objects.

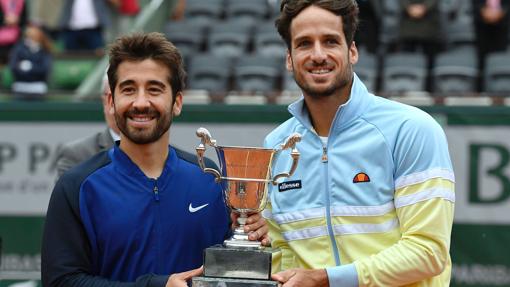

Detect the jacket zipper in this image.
[322,140,340,266]
[153,180,160,202]
[321,110,342,265]
[151,178,161,272]
[321,146,328,162]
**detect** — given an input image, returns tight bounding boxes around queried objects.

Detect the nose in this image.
[132,90,151,109]
[310,42,327,63]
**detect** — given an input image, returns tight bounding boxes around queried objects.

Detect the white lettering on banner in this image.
[0,123,277,215]
[453,264,510,286]
[0,123,105,215]
[2,122,510,224]
[447,127,510,224]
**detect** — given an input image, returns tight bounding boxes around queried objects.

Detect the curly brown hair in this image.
[107,32,186,100]
[275,0,359,49]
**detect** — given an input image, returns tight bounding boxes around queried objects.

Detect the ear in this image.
[349,41,359,65]
[286,49,293,72]
[172,91,183,117]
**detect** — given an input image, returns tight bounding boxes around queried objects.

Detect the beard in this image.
[291,53,354,99]
[293,63,353,99]
[115,105,173,145]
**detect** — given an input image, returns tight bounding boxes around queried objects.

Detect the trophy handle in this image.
[271,133,302,185]
[196,127,222,181]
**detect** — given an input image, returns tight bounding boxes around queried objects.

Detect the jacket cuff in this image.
[326,263,358,287]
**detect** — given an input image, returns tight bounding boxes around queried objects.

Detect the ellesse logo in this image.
[278,180,302,192]
[353,172,370,183]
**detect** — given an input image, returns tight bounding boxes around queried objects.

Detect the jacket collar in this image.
[287,73,372,133]
[110,142,177,186]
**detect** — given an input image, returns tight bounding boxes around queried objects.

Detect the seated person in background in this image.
[0,0,27,65]
[8,24,52,100]
[59,0,111,54]
[398,0,442,68]
[473,0,510,69]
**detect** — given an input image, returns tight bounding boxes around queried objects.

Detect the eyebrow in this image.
[294,33,342,43]
[147,80,167,89]
[117,80,167,89]
[118,80,135,89]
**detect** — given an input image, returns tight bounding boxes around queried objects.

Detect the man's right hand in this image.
[166,266,203,287]
[272,268,329,287]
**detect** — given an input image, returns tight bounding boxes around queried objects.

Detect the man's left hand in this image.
[166,266,203,287]
[231,212,270,246]
[272,268,329,287]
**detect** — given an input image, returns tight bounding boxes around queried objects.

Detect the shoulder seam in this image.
[173,146,218,170]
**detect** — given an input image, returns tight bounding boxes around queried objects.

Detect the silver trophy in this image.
[193,127,301,287]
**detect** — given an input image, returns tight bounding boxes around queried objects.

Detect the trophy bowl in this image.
[196,127,301,249]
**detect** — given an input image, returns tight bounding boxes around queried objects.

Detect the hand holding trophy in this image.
[193,127,301,287]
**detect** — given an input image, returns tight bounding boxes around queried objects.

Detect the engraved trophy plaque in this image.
[192,127,301,287]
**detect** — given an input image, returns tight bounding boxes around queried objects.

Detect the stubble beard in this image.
[294,63,353,99]
[291,51,354,99]
[115,106,173,145]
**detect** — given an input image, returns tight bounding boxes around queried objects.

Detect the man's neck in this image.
[119,133,170,179]
[304,85,351,137]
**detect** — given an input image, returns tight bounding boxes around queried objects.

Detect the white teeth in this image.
[310,69,331,74]
[131,117,152,122]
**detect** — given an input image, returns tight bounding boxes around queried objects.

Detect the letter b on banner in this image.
[469,144,510,203]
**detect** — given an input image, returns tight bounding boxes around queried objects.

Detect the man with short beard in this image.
[42,32,269,287]
[263,0,455,286]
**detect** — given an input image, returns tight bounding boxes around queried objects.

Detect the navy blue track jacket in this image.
[42,144,230,286]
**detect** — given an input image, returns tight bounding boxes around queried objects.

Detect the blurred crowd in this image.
[355,0,510,94]
[167,0,510,98]
[0,0,181,100]
[1,0,510,101]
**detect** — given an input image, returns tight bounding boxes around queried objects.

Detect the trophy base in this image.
[203,245,276,280]
[192,276,279,287]
[223,238,261,249]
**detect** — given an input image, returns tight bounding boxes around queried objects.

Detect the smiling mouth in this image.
[129,115,154,122]
[309,68,332,74]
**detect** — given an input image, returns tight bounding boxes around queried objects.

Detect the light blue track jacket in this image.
[263,74,455,286]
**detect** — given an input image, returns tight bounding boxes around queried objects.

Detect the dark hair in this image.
[275,0,359,49]
[107,32,186,99]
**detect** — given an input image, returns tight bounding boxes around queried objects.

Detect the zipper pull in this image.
[153,185,160,201]
[321,146,328,163]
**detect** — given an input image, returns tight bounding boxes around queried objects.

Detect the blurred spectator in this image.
[108,0,140,40]
[0,0,27,65]
[170,0,186,21]
[59,0,111,54]
[473,0,510,70]
[398,0,443,68]
[355,0,382,54]
[31,0,65,41]
[8,24,52,100]
[55,75,119,177]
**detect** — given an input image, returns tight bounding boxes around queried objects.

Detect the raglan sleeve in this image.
[41,175,170,287]
[350,114,455,286]
[327,115,455,286]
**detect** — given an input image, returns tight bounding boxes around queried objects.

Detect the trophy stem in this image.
[224,212,262,249]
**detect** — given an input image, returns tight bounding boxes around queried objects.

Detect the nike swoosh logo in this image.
[189,203,209,213]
